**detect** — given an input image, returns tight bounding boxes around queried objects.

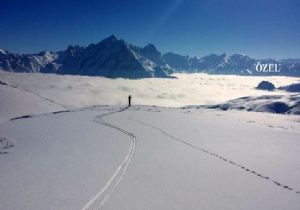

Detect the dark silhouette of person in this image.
[128,95,132,107]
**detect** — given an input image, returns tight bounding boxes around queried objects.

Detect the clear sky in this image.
[0,0,299,59]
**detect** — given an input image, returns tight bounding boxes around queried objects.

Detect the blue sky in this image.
[0,0,299,58]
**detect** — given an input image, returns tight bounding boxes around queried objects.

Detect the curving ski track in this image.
[81,107,136,210]
[130,113,300,196]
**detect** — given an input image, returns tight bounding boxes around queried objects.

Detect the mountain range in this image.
[1,35,299,78]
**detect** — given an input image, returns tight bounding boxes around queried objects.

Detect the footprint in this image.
[0,137,15,154]
[273,181,281,186]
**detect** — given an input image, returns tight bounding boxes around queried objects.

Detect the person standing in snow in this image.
[128,95,132,107]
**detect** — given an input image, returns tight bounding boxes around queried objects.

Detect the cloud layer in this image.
[1,71,299,108]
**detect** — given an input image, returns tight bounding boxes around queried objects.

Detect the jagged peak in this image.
[0,48,7,55]
[102,35,118,43]
[108,34,117,40]
[65,45,85,55]
[38,50,56,56]
[144,43,158,51]
[163,52,178,55]
[231,53,247,57]
[66,45,83,50]
[93,35,129,48]
[203,53,219,58]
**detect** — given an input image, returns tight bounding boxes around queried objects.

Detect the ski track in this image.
[129,111,300,196]
[81,107,136,210]
[6,105,137,209]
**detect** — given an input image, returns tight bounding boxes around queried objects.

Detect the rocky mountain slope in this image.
[0,36,173,79]
[1,35,299,77]
[163,52,300,76]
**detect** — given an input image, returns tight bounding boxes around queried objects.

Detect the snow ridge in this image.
[2,80,68,111]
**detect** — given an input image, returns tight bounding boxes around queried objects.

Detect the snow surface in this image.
[1,71,300,209]
[1,105,299,210]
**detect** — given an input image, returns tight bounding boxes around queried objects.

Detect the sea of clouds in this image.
[1,71,299,108]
